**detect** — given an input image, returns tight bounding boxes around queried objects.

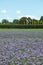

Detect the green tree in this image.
[2,19,9,24]
[13,19,19,24]
[39,16,43,24]
[27,17,32,24]
[19,17,28,24]
[32,19,38,24]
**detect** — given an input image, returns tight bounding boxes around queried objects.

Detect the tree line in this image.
[0,16,43,28]
[0,16,43,25]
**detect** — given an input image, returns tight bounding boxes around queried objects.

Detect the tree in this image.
[2,19,9,24]
[27,17,32,24]
[40,16,43,20]
[19,17,28,24]
[32,19,38,24]
[39,16,43,24]
[13,19,19,24]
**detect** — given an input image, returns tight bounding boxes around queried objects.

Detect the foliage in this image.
[0,24,43,28]
[13,19,19,24]
[2,19,9,24]
[0,16,43,28]
[39,16,43,24]
[27,17,32,24]
[19,17,28,24]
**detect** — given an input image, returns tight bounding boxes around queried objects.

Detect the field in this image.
[0,29,43,65]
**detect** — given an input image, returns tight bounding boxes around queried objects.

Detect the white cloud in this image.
[18,15,39,20]
[25,15,35,19]
[16,10,21,14]
[6,17,13,21]
[27,15,39,20]
[1,10,7,14]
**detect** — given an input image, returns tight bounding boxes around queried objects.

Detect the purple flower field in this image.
[0,29,43,65]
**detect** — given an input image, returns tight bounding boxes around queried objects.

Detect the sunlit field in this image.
[0,29,43,65]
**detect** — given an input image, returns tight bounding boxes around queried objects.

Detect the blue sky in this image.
[0,0,43,21]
